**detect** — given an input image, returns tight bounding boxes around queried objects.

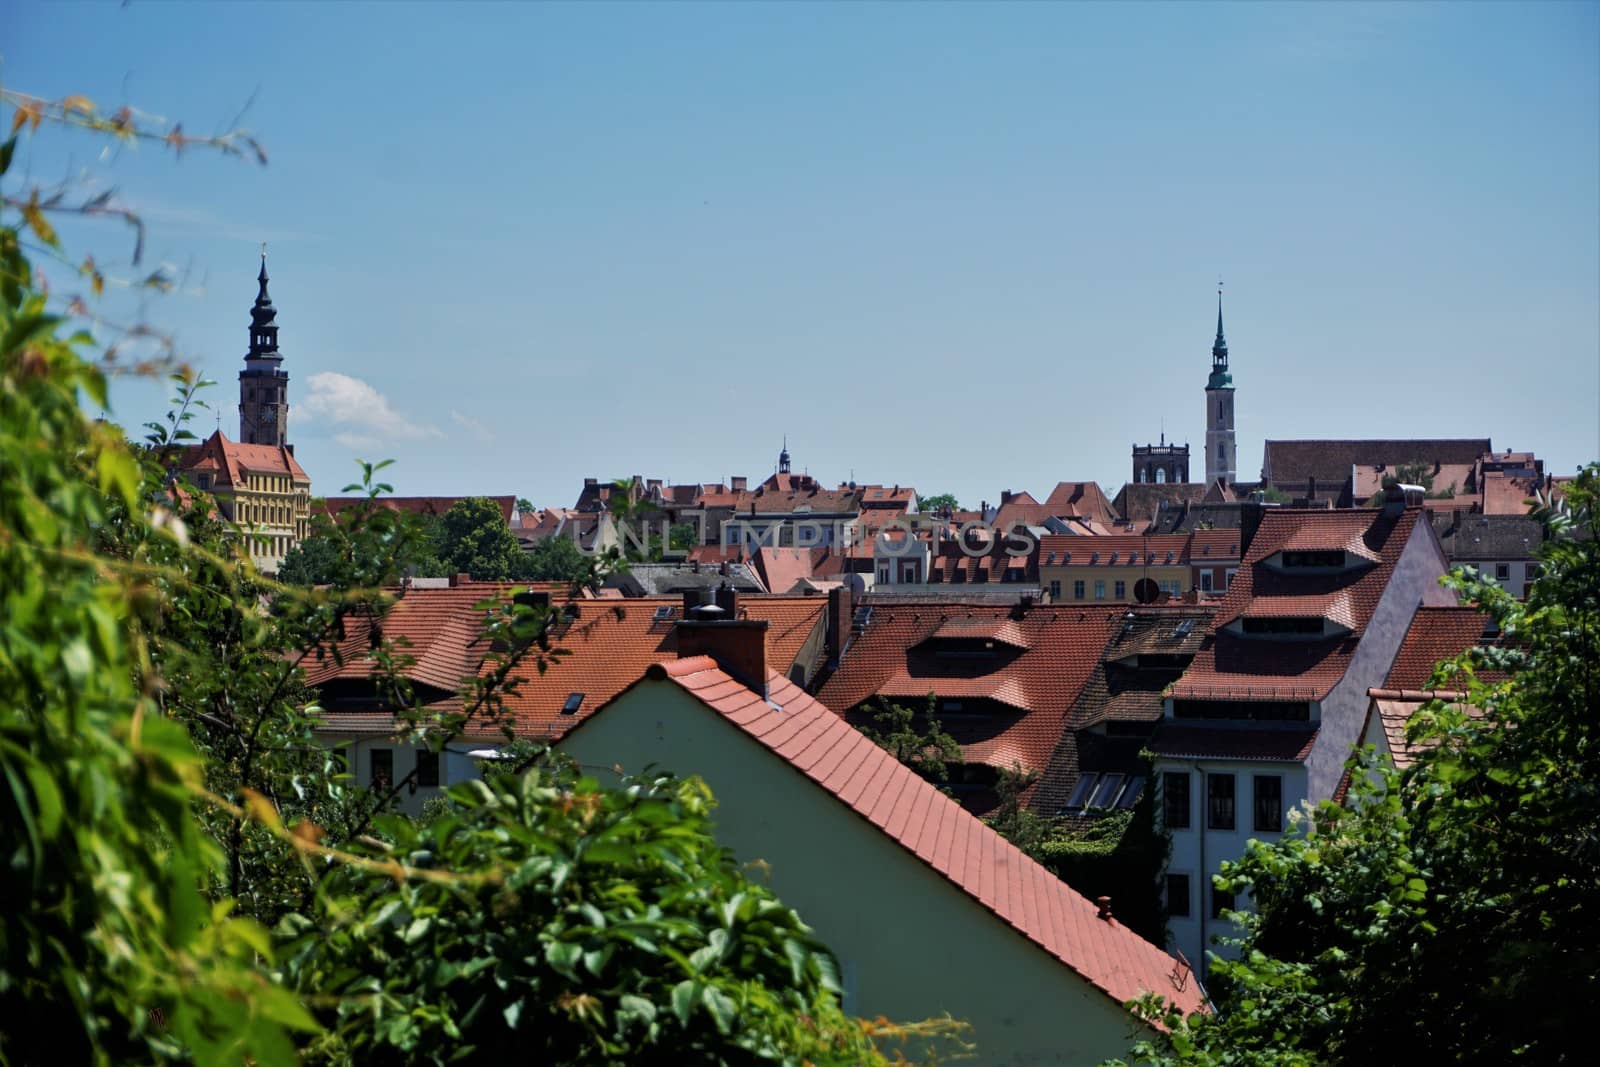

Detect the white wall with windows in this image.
[1155,760,1308,973]
[321,735,493,816]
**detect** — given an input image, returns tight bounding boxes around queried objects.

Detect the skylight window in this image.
[1174,619,1196,637]
[1089,773,1126,808]
[1065,774,1099,810]
[1115,776,1146,809]
[561,692,585,714]
[652,605,676,622]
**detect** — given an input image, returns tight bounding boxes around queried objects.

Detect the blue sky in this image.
[4,1,1597,509]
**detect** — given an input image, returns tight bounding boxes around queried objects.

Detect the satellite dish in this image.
[1133,578,1160,604]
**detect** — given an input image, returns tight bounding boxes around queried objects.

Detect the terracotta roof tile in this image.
[610,661,1206,1020]
[1172,509,1423,702]
[816,602,1115,793]
[177,430,309,487]
[306,588,827,740]
[1383,606,1509,690]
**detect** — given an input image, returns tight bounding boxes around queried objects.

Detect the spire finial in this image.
[1212,279,1228,363]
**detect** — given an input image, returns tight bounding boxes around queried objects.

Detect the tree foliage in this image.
[859,696,962,785]
[1115,465,1600,1066]
[916,493,961,515]
[436,496,531,580]
[281,761,898,1065]
[525,530,594,582]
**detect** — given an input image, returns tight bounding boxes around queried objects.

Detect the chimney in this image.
[682,589,705,619]
[583,477,598,487]
[1241,497,1277,557]
[826,583,853,668]
[731,476,747,492]
[1000,490,1017,506]
[676,615,770,697]
[450,573,473,588]
[1096,896,1114,922]
[1382,482,1413,516]
[1307,475,1317,501]
[714,581,738,618]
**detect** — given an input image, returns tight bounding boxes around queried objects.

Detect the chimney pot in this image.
[1096,896,1113,921]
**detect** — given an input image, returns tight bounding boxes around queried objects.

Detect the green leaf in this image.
[670,980,699,1027]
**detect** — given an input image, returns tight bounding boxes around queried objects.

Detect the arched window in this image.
[1156,468,1168,484]
[1138,467,1147,483]
[1218,443,1226,463]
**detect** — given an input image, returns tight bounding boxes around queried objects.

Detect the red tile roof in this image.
[1038,534,1193,567]
[305,586,827,741]
[608,657,1206,1020]
[1187,530,1242,561]
[1383,606,1508,690]
[1172,508,1425,702]
[1042,481,1118,524]
[816,603,1116,781]
[751,547,826,595]
[1148,725,1318,762]
[177,430,309,487]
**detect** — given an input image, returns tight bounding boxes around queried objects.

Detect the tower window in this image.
[1156,468,1167,484]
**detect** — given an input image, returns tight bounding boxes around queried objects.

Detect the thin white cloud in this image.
[302,371,441,447]
[450,408,494,443]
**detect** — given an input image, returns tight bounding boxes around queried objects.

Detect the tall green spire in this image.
[1208,285,1233,389]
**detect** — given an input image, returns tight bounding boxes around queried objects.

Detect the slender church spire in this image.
[1204,282,1237,487]
[1212,286,1227,363]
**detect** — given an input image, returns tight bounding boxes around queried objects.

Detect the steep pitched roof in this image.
[815,602,1115,781]
[177,430,309,487]
[1383,606,1508,690]
[1113,483,1210,528]
[1431,514,1544,562]
[305,588,827,739]
[1261,439,1491,487]
[604,657,1206,1020]
[1043,481,1118,524]
[1172,508,1425,702]
[751,547,827,595]
[1032,608,1216,813]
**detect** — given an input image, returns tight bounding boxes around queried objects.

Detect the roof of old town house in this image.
[307,587,829,741]
[1037,533,1193,567]
[1042,481,1119,524]
[1113,482,1210,528]
[815,601,1116,785]
[1382,605,1509,691]
[179,429,309,487]
[587,656,1207,1021]
[1032,607,1216,813]
[1261,439,1492,487]
[1170,507,1426,703]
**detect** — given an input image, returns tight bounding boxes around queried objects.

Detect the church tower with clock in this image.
[1205,287,1237,487]
[239,249,289,446]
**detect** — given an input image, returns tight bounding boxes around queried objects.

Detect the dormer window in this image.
[1282,550,1344,569]
[1241,617,1324,636]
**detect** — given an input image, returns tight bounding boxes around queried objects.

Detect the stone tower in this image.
[239,250,289,446]
[1133,434,1190,484]
[1204,289,1236,486]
